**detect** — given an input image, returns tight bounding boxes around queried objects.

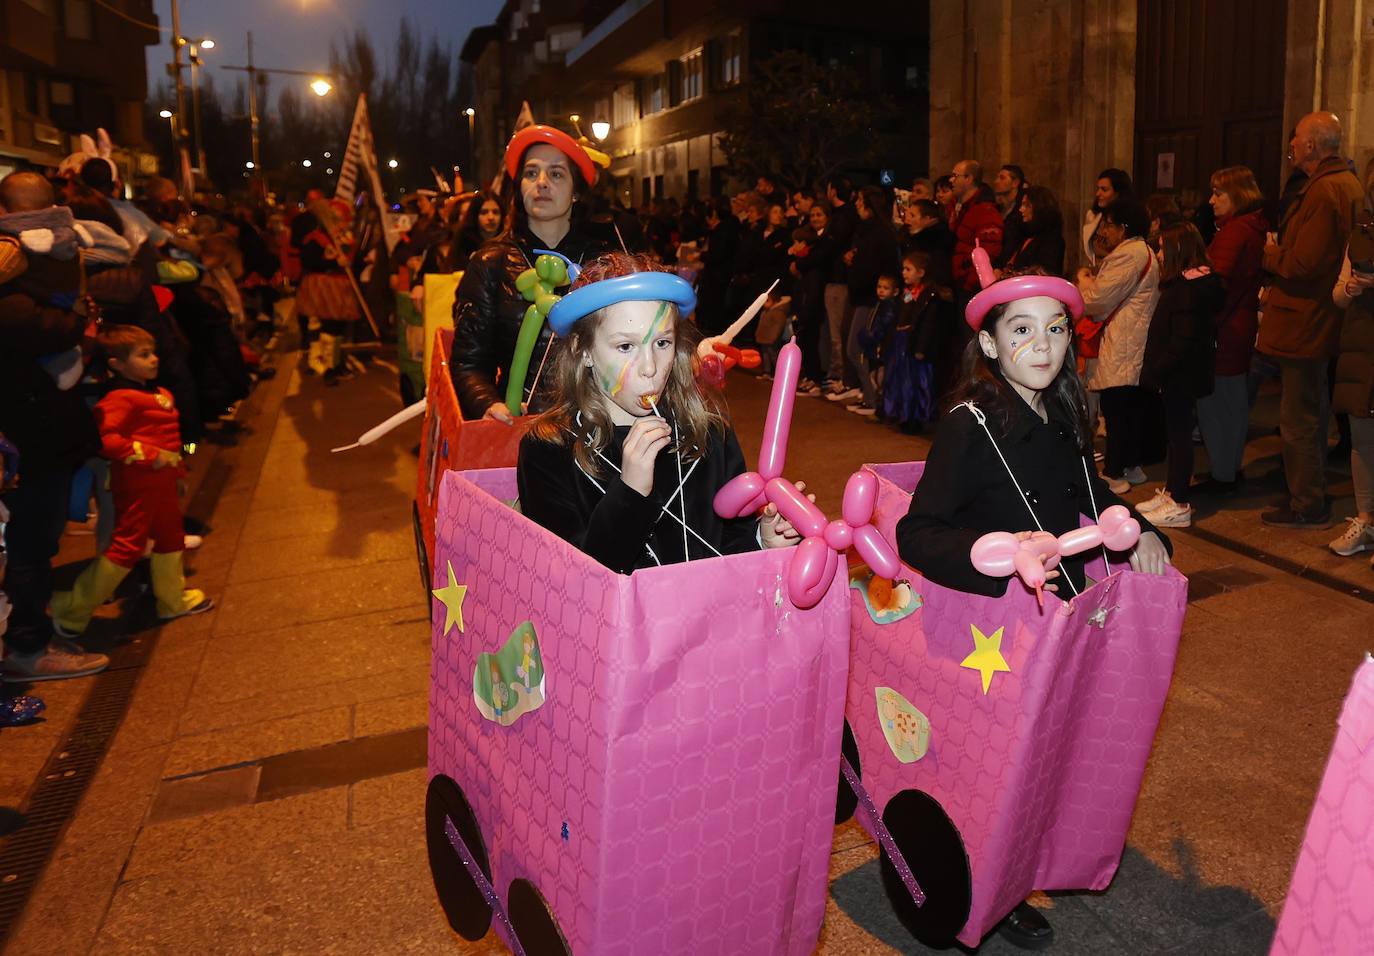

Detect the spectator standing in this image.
[1328,155,1374,561]
[1077,199,1160,494]
[451,190,504,271]
[823,175,859,394]
[992,164,1027,268]
[1083,168,1134,267]
[948,160,1004,295]
[899,199,955,286]
[1258,111,1364,528]
[933,175,955,216]
[842,186,901,413]
[792,203,839,390]
[697,198,740,335]
[0,172,108,682]
[1136,223,1226,528]
[1197,166,1268,494]
[1003,185,1067,276]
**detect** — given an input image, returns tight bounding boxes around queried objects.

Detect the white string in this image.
[960,402,1082,599]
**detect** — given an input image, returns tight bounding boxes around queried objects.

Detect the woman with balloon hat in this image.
[449,125,610,423]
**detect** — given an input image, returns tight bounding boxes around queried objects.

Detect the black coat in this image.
[449,225,608,420]
[901,223,956,286]
[1141,269,1226,397]
[896,397,1168,597]
[847,217,900,306]
[1004,230,1067,277]
[517,422,761,574]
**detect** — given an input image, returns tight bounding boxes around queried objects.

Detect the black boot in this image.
[996,901,1054,950]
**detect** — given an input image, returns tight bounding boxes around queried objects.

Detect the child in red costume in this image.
[51,326,213,634]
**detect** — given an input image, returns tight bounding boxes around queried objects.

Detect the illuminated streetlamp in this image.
[388,158,398,169]
[245,161,255,169]
[591,121,610,141]
[311,78,332,97]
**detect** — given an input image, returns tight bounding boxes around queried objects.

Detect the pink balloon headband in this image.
[964,246,1085,332]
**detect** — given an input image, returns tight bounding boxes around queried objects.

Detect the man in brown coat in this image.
[1259,111,1364,527]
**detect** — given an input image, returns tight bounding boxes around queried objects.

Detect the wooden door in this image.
[1135,0,1288,206]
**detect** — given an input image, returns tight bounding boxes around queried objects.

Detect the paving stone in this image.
[146,765,262,825]
[255,726,427,803]
[349,766,428,828]
[209,557,423,637]
[353,692,427,738]
[163,705,352,778]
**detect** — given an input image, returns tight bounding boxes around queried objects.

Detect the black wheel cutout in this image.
[835,718,861,824]
[879,788,972,947]
[425,774,494,941]
[508,878,572,956]
[413,499,432,594]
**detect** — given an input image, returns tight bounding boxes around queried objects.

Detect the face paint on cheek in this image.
[1010,339,1036,365]
[599,358,633,397]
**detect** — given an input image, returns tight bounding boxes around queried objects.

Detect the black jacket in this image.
[1003,231,1067,277]
[847,217,901,306]
[449,225,608,419]
[1141,268,1226,397]
[901,223,956,287]
[517,422,761,574]
[896,397,1168,597]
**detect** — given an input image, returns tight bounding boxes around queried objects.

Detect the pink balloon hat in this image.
[964,245,1085,332]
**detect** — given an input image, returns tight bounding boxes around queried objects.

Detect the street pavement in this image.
[1,343,1370,955]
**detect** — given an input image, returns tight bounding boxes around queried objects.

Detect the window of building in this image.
[687,168,700,201]
[719,32,742,86]
[63,0,92,40]
[645,74,664,115]
[613,82,637,127]
[653,174,664,199]
[680,49,703,103]
[642,176,651,206]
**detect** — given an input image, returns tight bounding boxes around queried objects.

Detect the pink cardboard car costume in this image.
[838,461,1188,947]
[425,465,850,955]
[1271,654,1374,955]
[414,328,530,591]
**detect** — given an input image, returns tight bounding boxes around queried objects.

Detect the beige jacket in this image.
[1079,237,1159,390]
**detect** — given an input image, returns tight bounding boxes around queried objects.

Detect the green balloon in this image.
[544,257,569,287]
[515,268,540,300]
[504,303,546,417]
[535,255,557,282]
[535,290,559,316]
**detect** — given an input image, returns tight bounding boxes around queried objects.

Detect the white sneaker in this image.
[183,534,204,550]
[846,404,877,416]
[1102,474,1131,495]
[1122,465,1147,485]
[1329,517,1374,556]
[1150,499,1193,528]
[1136,488,1174,514]
[826,387,862,403]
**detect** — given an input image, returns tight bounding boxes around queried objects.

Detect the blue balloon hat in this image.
[546,271,697,337]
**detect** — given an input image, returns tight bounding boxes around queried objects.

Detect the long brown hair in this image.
[1157,222,1210,283]
[530,253,730,477]
[948,269,1093,453]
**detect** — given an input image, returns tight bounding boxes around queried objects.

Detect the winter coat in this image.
[1206,209,1268,375]
[1003,230,1067,277]
[1082,209,1104,267]
[847,217,900,307]
[1080,237,1160,390]
[950,185,1004,293]
[1141,268,1226,397]
[449,224,608,420]
[900,222,955,286]
[1259,156,1364,359]
[95,382,183,466]
[895,396,1168,597]
[995,203,1026,269]
[517,423,761,574]
[1332,249,1374,417]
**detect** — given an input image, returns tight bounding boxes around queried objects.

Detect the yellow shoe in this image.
[149,551,215,620]
[50,557,130,636]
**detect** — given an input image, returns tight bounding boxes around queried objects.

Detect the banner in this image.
[336,94,400,252]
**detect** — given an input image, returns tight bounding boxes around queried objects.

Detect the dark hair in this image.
[1103,198,1150,239]
[950,269,1092,452]
[78,158,117,196]
[1095,168,1134,201]
[902,249,930,271]
[824,174,853,202]
[792,187,816,202]
[96,324,155,366]
[63,182,124,233]
[1157,222,1210,283]
[1000,164,1026,184]
[1144,192,1182,227]
[877,273,900,288]
[857,185,888,220]
[1019,185,1063,236]
[913,198,942,220]
[934,175,953,193]
[458,189,503,251]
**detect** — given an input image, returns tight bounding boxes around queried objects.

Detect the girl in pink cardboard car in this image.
[894,250,1172,948]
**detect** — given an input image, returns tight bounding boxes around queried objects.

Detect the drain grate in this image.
[0,663,144,946]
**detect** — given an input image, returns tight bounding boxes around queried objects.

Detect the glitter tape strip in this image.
[444,817,527,956]
[841,756,927,907]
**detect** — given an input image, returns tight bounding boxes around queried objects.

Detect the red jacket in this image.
[950,185,1004,292]
[95,383,183,469]
[1207,210,1269,376]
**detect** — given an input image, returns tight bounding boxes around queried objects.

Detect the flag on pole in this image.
[336,94,400,251]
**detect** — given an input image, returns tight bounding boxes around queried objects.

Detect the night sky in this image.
[146,0,506,104]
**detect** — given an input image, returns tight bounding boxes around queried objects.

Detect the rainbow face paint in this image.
[599,358,633,397]
[1010,340,1036,365]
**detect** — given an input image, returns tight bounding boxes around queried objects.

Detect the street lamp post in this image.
[464,107,475,181]
[187,38,213,174]
[220,31,334,177]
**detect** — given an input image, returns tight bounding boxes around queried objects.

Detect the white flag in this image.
[336,94,400,251]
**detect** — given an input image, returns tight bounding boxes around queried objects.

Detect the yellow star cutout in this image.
[432,561,468,636]
[960,624,1011,695]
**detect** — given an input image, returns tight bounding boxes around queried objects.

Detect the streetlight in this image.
[464,107,475,179]
[591,121,610,141]
[220,31,334,173]
[303,159,312,168]
[245,161,255,169]
[387,159,398,169]
[183,36,214,174]
[311,78,332,97]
